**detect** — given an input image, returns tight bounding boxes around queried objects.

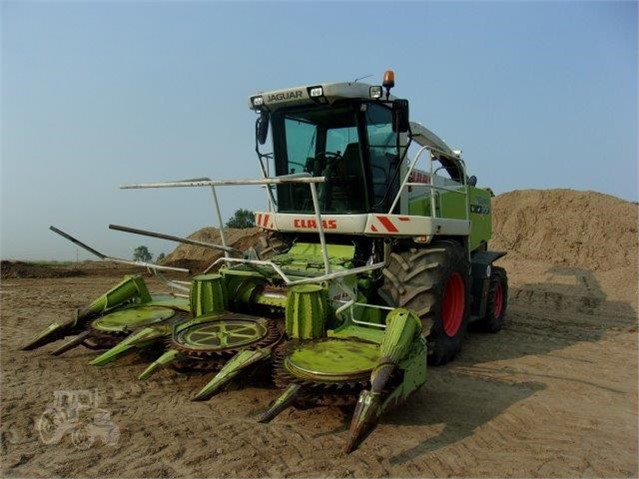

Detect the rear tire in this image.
[379,241,470,365]
[476,266,508,333]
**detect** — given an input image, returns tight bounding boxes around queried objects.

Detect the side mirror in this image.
[256,111,270,145]
[392,100,410,133]
[468,175,477,187]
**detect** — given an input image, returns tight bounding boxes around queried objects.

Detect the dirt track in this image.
[1,256,637,478]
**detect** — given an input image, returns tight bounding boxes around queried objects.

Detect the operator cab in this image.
[251,74,410,214]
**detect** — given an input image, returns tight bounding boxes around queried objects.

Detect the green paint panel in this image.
[328,324,385,344]
[273,242,355,277]
[190,274,227,316]
[288,242,354,260]
[253,291,287,309]
[379,308,421,363]
[92,306,175,332]
[285,339,380,379]
[468,186,492,251]
[407,184,492,252]
[285,284,328,339]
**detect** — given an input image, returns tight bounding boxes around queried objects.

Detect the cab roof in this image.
[249,81,461,160]
[249,82,396,111]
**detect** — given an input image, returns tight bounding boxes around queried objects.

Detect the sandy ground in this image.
[1,258,637,478]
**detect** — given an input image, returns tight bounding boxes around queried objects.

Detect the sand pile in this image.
[162,227,264,272]
[491,189,637,271]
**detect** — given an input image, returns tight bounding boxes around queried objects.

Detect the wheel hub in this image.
[176,319,268,351]
[442,272,465,337]
[171,313,282,362]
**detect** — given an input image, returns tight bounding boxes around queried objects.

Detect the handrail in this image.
[120,175,326,190]
[388,145,430,213]
[388,145,470,223]
[120,174,332,275]
[204,256,386,287]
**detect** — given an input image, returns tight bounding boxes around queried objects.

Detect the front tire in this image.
[379,241,470,365]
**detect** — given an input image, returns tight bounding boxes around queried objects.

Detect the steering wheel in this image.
[315,151,343,176]
[305,151,342,177]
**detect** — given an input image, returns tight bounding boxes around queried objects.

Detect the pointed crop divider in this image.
[257,383,301,423]
[21,321,67,351]
[90,327,162,366]
[345,308,422,453]
[50,330,93,356]
[138,349,179,380]
[21,309,84,351]
[192,348,271,402]
[21,274,152,352]
[345,387,384,453]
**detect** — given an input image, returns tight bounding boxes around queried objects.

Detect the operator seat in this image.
[323,143,365,212]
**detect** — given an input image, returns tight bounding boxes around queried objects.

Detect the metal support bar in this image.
[50,226,106,259]
[333,300,396,312]
[109,224,239,255]
[122,174,333,275]
[210,186,229,258]
[334,280,357,317]
[120,175,326,190]
[388,145,429,214]
[49,226,190,274]
[332,280,389,329]
[429,151,437,219]
[460,159,471,222]
[152,269,191,292]
[403,183,468,194]
[106,258,189,274]
[388,144,471,226]
[308,182,331,274]
[207,257,384,286]
[257,156,278,211]
[120,176,327,266]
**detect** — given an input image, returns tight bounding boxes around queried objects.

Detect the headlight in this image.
[309,87,323,98]
[369,86,383,99]
[251,95,264,107]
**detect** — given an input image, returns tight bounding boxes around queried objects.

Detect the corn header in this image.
[23,71,508,452]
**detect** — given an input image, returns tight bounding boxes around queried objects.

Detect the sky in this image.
[1,1,637,261]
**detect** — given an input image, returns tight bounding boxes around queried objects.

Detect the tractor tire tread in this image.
[380,240,470,366]
[474,266,508,333]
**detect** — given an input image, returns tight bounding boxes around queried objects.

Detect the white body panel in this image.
[254,212,470,238]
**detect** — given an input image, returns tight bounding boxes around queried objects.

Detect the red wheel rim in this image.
[493,282,504,318]
[442,272,465,337]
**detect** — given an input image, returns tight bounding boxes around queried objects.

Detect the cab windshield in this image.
[271,102,399,214]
